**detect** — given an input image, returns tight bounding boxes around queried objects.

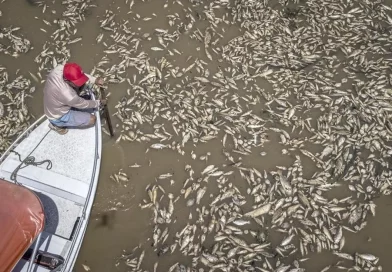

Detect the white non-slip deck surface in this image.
[1,119,96,198]
[35,190,83,239]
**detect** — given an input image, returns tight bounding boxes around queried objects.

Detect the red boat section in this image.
[0,178,45,272]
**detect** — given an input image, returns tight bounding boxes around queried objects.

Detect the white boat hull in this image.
[0,108,102,272]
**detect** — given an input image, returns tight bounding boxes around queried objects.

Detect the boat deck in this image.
[0,118,100,272]
[0,119,97,203]
[35,189,83,239]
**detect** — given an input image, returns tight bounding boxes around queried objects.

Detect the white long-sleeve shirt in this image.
[43,65,100,120]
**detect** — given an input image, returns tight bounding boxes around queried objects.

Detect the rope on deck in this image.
[10,129,52,185]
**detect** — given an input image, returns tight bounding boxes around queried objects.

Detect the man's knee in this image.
[88,114,96,126]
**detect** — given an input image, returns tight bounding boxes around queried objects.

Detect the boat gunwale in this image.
[60,93,103,272]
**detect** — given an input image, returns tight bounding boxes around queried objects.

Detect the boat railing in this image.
[26,232,42,272]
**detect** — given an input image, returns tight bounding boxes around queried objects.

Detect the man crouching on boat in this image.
[43,62,106,135]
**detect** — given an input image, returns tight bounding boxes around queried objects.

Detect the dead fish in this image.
[29,72,39,83]
[233,219,250,226]
[0,102,4,117]
[196,187,206,204]
[150,143,167,149]
[202,165,215,175]
[244,203,271,218]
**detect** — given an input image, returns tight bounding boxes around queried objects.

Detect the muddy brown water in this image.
[2,0,392,271]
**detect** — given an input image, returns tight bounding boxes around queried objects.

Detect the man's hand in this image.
[95,77,105,86]
[100,99,107,106]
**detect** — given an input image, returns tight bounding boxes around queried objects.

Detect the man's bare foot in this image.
[49,123,68,135]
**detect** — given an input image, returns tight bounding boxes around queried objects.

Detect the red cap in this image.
[63,63,89,87]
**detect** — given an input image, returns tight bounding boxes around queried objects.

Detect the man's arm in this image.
[86,73,105,86]
[85,73,97,84]
[67,90,100,109]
